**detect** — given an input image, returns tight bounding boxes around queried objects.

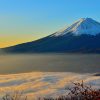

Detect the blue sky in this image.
[0,0,100,47]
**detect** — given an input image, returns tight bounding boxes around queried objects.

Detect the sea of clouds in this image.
[0,72,99,99]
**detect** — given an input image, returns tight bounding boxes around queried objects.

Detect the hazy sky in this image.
[0,0,100,48]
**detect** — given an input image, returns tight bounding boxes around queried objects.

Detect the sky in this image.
[0,0,100,48]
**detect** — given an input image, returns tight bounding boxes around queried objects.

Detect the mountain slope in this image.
[3,18,100,53]
[51,18,100,36]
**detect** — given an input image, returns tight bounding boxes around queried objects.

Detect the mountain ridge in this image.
[51,18,100,37]
[2,18,100,53]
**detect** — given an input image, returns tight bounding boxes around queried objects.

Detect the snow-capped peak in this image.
[52,18,100,37]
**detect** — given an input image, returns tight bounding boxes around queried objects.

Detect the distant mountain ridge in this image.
[2,18,100,53]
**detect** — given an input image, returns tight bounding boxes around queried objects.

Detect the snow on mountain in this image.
[52,18,100,37]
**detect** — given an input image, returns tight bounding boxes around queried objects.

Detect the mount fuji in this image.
[3,18,100,53]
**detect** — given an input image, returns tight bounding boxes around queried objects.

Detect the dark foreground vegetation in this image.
[2,81,100,100]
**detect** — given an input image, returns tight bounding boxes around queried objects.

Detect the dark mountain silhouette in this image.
[2,18,100,53]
